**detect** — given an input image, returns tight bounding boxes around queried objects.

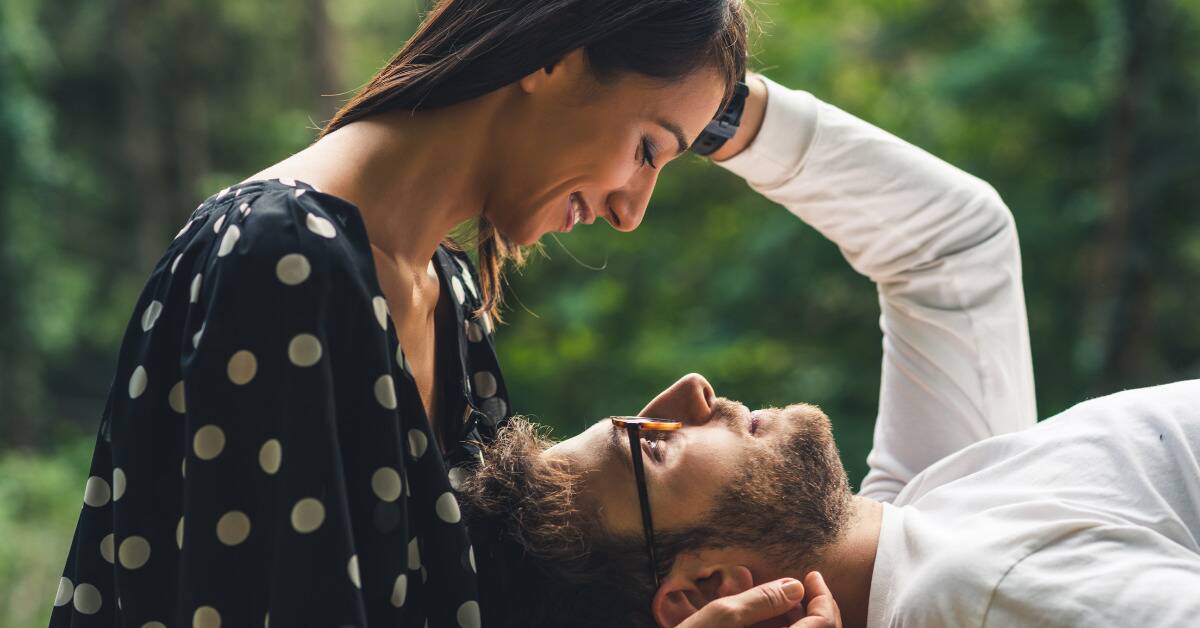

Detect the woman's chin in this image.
[505,226,547,247]
[486,214,555,247]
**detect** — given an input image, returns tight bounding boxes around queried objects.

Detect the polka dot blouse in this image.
[50,178,510,628]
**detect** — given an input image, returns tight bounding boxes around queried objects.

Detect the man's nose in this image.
[639,373,715,424]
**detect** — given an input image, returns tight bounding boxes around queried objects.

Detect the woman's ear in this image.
[517,66,549,94]
[517,48,587,94]
[651,552,755,627]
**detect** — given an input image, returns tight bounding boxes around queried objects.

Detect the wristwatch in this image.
[689,79,750,156]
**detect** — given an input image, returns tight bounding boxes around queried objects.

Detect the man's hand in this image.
[676,571,842,628]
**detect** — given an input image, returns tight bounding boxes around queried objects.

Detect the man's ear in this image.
[517,48,587,94]
[651,551,755,628]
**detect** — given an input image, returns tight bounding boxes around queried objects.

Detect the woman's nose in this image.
[604,174,656,232]
[639,373,716,424]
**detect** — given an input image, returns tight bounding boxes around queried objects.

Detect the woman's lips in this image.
[561,193,594,232]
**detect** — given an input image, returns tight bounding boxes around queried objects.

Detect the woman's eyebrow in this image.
[656,118,690,155]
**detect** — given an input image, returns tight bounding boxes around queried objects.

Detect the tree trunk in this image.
[1096,0,1159,391]
[114,0,170,272]
[305,0,344,127]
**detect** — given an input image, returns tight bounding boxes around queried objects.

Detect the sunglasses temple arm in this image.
[627,425,661,589]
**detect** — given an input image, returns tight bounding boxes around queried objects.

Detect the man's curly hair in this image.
[460,417,660,626]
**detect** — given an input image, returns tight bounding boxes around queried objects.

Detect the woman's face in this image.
[485,49,728,245]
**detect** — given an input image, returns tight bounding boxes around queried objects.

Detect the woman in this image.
[50,0,755,627]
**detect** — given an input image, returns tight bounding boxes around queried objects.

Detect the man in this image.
[460,73,1200,627]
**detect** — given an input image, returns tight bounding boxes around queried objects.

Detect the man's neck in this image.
[808,496,882,628]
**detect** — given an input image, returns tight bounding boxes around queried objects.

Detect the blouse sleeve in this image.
[175,191,403,626]
[717,76,1037,503]
[50,180,478,628]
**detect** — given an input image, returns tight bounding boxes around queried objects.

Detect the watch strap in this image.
[690,80,750,156]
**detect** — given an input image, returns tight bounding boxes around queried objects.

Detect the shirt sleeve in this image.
[716,76,1037,502]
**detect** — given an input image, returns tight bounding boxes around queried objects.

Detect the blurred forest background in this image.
[2,0,1198,624]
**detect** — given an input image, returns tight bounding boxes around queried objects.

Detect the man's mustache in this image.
[710,397,749,429]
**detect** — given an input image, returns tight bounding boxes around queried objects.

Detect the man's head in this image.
[460,374,852,627]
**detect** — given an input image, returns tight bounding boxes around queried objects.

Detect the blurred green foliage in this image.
[2,0,1198,625]
[0,440,93,627]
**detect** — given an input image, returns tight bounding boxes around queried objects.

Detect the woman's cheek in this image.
[590,156,638,193]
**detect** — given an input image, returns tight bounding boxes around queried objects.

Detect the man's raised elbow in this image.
[973,181,1023,270]
[976,181,1016,235]
[956,176,1015,240]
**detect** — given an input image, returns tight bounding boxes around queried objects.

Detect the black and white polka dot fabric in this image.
[50,178,510,627]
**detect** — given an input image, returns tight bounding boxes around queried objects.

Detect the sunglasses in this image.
[608,416,683,590]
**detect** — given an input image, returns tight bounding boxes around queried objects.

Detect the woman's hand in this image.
[676,571,842,628]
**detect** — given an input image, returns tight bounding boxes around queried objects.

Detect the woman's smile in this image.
[561,191,595,233]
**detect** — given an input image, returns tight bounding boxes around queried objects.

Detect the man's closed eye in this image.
[643,435,670,464]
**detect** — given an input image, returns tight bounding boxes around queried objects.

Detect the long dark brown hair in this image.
[320,0,748,322]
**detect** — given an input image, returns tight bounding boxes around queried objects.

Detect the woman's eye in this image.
[639,137,659,170]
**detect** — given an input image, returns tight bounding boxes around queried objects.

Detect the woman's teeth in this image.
[567,194,583,230]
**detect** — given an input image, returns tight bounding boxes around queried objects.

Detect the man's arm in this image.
[714,74,1037,502]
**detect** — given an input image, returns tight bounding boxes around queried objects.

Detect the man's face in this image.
[543,373,838,537]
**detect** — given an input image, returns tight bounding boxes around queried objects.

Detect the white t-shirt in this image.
[870,381,1200,626]
[718,77,1199,626]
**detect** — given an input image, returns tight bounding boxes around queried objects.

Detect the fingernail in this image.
[781,578,805,600]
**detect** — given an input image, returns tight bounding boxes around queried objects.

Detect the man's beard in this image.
[665,403,852,571]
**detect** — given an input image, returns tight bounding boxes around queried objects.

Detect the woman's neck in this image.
[263,90,508,272]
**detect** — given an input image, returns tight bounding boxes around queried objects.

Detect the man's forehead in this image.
[538,419,643,530]
[543,418,624,473]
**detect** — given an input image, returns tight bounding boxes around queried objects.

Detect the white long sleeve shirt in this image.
[718,76,1200,626]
